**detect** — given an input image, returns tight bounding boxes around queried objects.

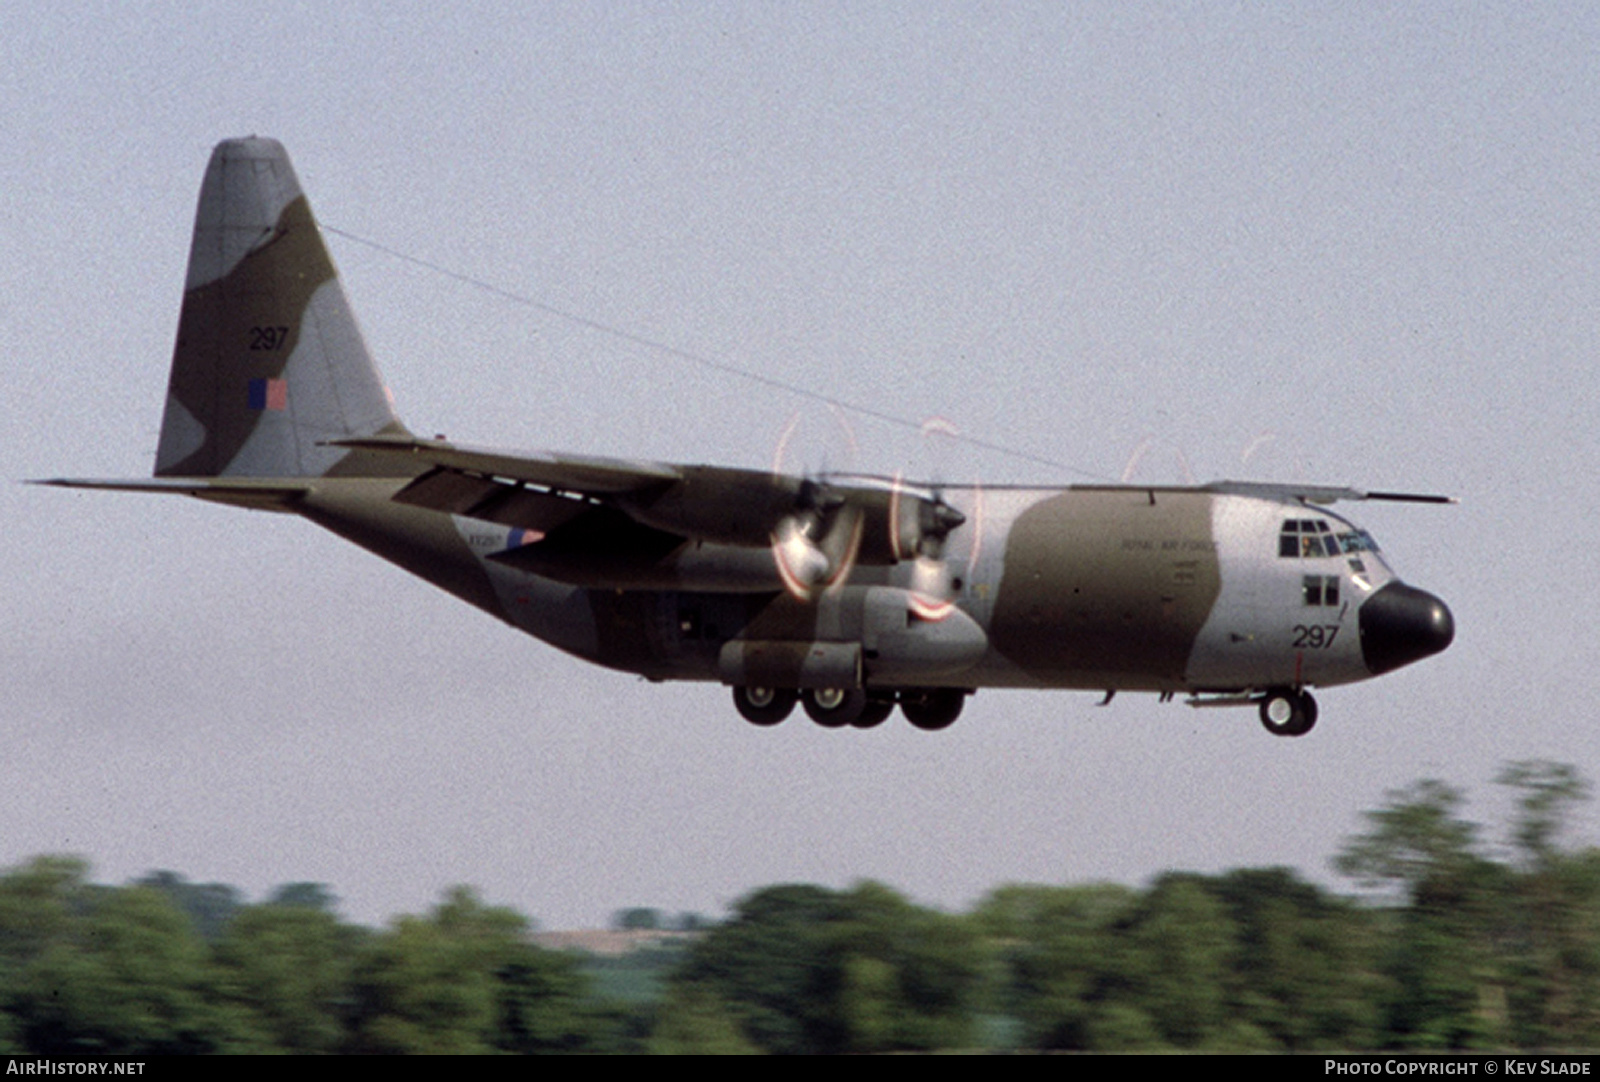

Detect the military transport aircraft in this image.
[42,138,1455,737]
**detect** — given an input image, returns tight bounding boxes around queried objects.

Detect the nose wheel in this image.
[1258,688,1318,737]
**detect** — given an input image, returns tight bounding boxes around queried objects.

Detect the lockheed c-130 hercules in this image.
[43,138,1455,737]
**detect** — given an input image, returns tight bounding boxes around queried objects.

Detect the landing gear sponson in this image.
[732,686,969,731]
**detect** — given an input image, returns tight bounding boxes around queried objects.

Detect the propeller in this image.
[880,455,969,622]
[771,478,865,601]
[769,412,867,602]
[905,417,976,622]
[902,478,965,621]
[766,410,971,615]
[1120,434,1196,485]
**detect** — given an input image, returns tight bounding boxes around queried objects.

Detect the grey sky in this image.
[4,2,1595,927]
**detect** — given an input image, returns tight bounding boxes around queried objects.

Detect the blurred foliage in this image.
[0,762,1594,1052]
[670,881,982,1053]
[584,940,690,1006]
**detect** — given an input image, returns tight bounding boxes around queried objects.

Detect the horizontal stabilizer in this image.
[34,476,312,511]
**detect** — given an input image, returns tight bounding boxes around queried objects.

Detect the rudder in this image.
[154,137,410,478]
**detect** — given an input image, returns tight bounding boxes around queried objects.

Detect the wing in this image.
[330,435,964,594]
[1072,480,1457,505]
[333,435,796,541]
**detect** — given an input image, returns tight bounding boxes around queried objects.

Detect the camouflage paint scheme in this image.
[45,139,1454,736]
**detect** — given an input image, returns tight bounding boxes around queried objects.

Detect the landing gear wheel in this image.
[1292,692,1319,735]
[901,688,967,731]
[850,695,895,729]
[803,687,867,728]
[1258,688,1318,737]
[733,686,797,726]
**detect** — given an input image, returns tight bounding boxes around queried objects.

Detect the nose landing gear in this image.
[1258,688,1318,737]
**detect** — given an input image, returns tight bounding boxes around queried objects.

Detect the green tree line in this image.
[0,762,1594,1053]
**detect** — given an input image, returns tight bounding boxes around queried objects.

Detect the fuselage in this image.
[298,478,1453,699]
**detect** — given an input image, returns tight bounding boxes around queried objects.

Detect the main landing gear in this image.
[1258,687,1318,737]
[732,686,967,731]
[898,688,965,731]
[731,686,797,726]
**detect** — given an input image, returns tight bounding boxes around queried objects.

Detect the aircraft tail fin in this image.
[154,137,413,479]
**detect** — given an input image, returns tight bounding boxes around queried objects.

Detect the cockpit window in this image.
[1336,530,1380,554]
[1279,519,1341,558]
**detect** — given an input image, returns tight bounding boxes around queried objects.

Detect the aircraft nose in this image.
[1359,581,1455,675]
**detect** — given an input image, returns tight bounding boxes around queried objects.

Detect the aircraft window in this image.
[1336,530,1381,555]
[1303,575,1341,607]
[1281,520,1340,558]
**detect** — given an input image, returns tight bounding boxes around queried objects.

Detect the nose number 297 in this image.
[1292,624,1340,649]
